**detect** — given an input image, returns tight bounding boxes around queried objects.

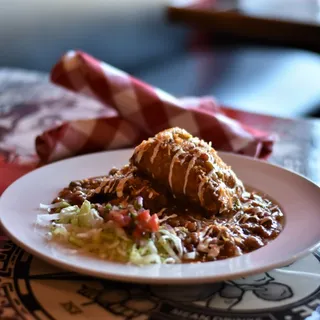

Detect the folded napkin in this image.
[35,51,274,164]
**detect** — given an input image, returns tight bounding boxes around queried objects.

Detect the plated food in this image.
[37,128,284,265]
[1,140,319,284]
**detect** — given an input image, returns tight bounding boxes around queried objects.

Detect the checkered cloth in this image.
[35,51,275,164]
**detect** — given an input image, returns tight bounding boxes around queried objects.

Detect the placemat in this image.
[0,237,319,319]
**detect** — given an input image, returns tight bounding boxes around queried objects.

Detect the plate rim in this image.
[1,149,320,284]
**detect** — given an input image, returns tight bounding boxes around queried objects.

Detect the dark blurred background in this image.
[1,0,320,118]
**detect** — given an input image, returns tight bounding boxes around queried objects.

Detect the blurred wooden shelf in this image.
[167,0,320,53]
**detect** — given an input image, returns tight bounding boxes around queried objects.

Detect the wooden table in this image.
[168,0,320,53]
[0,69,319,320]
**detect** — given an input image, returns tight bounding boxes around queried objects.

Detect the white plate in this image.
[0,149,320,284]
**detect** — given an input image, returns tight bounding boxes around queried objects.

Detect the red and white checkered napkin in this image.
[35,51,275,163]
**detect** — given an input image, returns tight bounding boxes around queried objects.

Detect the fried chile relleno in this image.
[130,127,244,215]
[49,127,284,264]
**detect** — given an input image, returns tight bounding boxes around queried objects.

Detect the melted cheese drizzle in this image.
[197,178,207,206]
[135,143,148,163]
[197,169,215,205]
[150,141,161,164]
[183,156,197,194]
[95,178,108,194]
[116,173,132,198]
[169,149,183,190]
[105,180,115,194]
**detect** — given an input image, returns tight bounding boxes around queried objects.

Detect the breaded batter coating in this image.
[130,127,244,214]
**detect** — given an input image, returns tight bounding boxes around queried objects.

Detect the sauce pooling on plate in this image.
[51,174,283,263]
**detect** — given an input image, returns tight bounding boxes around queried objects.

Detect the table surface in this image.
[168,0,320,54]
[1,68,319,183]
[0,69,319,320]
[192,0,320,24]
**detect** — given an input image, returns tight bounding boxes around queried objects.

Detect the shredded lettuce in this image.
[39,202,69,210]
[38,199,185,266]
[130,244,161,265]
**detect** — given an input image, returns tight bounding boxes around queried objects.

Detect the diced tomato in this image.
[136,210,159,233]
[147,214,159,232]
[109,207,159,234]
[136,210,151,224]
[117,209,129,216]
[133,226,143,239]
[122,215,131,227]
[109,210,131,227]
